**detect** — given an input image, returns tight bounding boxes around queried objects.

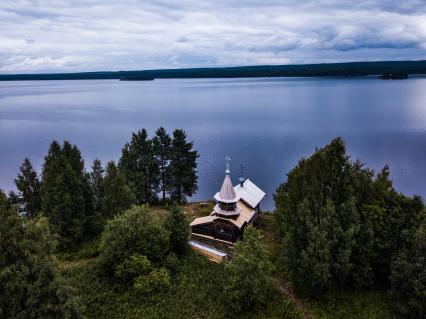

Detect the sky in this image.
[1,0,426,73]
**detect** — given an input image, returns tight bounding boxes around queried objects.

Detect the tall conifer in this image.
[101,161,135,219]
[169,129,198,203]
[119,129,159,204]
[15,158,41,218]
[153,127,172,202]
[90,159,104,213]
[41,141,94,249]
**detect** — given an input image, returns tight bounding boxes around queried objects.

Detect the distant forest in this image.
[1,60,426,81]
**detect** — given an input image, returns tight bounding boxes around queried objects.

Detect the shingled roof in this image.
[190,201,255,230]
[214,173,238,203]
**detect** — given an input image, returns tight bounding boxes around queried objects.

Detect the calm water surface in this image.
[1,77,426,210]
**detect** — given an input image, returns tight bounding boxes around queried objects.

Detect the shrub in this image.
[164,252,180,274]
[134,267,171,293]
[165,205,190,255]
[224,225,272,315]
[97,205,170,276]
[389,217,426,318]
[115,254,152,283]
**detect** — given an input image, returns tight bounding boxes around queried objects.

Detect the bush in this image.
[134,267,171,293]
[165,205,190,255]
[97,205,170,276]
[224,225,272,315]
[164,252,180,274]
[389,217,426,318]
[115,254,152,283]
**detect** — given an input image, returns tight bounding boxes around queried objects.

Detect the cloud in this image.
[0,0,426,73]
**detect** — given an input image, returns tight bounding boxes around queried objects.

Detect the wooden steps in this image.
[189,240,229,263]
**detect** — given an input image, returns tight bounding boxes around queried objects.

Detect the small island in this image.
[379,72,408,80]
[119,76,155,81]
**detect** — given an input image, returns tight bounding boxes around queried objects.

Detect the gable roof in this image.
[190,215,215,226]
[234,178,266,209]
[190,201,255,230]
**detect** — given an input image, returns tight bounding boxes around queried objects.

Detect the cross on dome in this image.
[225,155,231,174]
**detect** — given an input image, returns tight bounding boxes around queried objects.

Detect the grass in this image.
[308,290,397,319]
[257,213,284,273]
[150,201,215,222]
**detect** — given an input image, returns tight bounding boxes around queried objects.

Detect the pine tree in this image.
[14,158,41,218]
[41,141,94,249]
[169,129,199,203]
[165,205,189,255]
[119,129,160,204]
[153,127,172,202]
[90,159,104,213]
[101,161,136,219]
[0,191,82,318]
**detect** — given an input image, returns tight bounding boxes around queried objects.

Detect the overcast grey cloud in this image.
[0,0,426,73]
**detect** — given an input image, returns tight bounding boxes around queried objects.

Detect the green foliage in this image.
[14,157,41,218]
[164,252,180,274]
[119,129,160,204]
[389,214,426,318]
[275,138,366,295]
[115,254,152,283]
[40,140,95,249]
[100,161,135,220]
[274,137,425,300]
[165,205,190,255]
[169,129,199,203]
[97,205,170,276]
[0,199,82,318]
[153,126,172,202]
[6,190,21,209]
[133,267,171,293]
[224,225,272,315]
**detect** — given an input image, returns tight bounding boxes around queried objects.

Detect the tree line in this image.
[274,138,426,318]
[9,127,198,249]
[3,134,425,318]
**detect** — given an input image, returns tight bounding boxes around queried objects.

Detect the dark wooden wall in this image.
[192,219,242,243]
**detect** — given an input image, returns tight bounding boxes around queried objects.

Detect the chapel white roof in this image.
[234,178,266,209]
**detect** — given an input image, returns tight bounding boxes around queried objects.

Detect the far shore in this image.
[1,60,426,81]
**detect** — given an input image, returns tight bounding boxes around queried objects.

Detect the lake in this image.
[1,77,426,210]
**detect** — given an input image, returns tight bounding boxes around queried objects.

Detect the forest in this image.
[1,135,425,318]
[0,60,426,81]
